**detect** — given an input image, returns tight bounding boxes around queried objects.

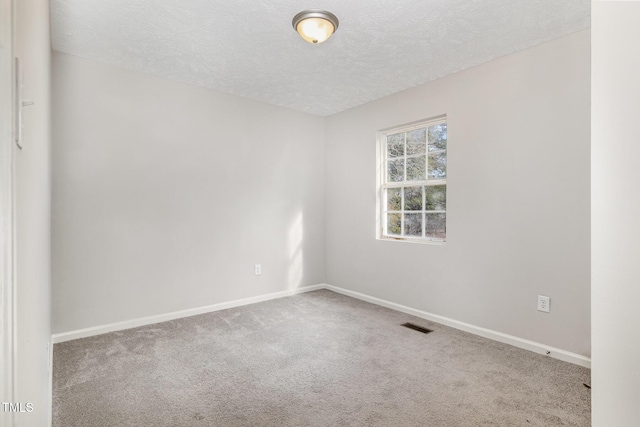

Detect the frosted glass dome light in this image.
[292,10,339,44]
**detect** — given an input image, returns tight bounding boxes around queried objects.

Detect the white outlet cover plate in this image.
[537,295,550,312]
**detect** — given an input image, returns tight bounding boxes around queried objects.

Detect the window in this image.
[379,117,447,242]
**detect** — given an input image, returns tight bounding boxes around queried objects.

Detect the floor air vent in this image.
[401,322,433,334]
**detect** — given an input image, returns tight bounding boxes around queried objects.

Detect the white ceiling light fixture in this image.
[292,9,339,44]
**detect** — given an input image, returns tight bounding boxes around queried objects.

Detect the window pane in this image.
[380,119,447,243]
[425,185,446,211]
[404,187,422,211]
[406,156,426,181]
[404,213,422,237]
[387,133,405,158]
[387,213,402,235]
[425,213,446,239]
[386,188,402,211]
[428,152,446,179]
[387,159,404,182]
[406,128,426,155]
[428,124,447,151]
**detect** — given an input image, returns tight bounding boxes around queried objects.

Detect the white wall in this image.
[52,30,592,359]
[592,1,640,425]
[14,0,52,425]
[325,30,591,357]
[52,53,325,333]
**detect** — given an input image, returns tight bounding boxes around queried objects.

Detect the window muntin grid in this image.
[380,119,447,242]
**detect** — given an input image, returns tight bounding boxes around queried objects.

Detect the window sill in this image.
[378,236,446,245]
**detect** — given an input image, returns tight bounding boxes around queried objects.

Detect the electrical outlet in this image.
[254,264,261,276]
[537,295,550,313]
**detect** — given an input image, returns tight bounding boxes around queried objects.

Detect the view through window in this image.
[379,117,447,242]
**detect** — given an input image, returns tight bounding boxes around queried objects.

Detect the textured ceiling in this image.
[50,0,590,116]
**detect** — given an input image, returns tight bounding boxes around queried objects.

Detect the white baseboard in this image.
[324,284,591,369]
[51,284,324,344]
[51,283,591,369]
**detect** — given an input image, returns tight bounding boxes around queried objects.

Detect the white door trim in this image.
[0,0,16,424]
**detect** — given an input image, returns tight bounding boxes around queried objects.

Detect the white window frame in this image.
[377,115,447,244]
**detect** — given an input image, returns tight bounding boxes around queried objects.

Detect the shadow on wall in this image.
[288,211,303,290]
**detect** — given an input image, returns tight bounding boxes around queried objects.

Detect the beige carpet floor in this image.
[53,290,590,426]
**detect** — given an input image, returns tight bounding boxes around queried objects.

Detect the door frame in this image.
[0,0,16,424]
